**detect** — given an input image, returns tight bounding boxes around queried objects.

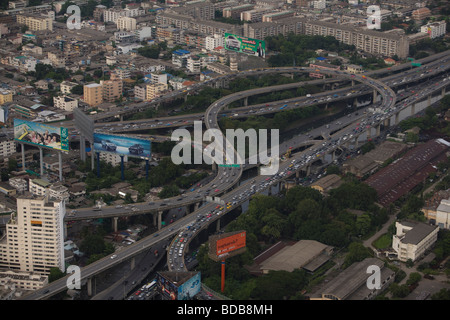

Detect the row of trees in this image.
[265,34,355,67]
[196,181,389,299]
[219,104,322,132]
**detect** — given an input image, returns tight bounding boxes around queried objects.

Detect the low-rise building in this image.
[392,220,439,262]
[311,258,395,300]
[53,95,78,112]
[420,20,446,39]
[311,174,342,194]
[29,178,51,196]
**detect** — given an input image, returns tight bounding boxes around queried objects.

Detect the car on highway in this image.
[111,254,117,259]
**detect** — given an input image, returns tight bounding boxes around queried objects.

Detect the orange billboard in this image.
[216,231,246,256]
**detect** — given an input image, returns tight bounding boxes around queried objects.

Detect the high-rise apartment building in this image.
[146,83,167,101]
[0,195,65,274]
[100,79,123,103]
[303,20,409,58]
[83,83,103,107]
[116,16,137,31]
[0,90,13,105]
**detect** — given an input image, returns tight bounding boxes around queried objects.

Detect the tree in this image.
[48,267,65,283]
[406,272,421,286]
[158,184,180,199]
[343,242,372,268]
[390,283,410,298]
[71,85,84,95]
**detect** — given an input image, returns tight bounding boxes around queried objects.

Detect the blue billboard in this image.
[178,272,201,300]
[93,133,151,160]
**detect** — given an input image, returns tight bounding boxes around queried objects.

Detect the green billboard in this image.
[14,118,69,151]
[224,33,266,58]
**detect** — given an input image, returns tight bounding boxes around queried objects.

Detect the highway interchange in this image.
[20,49,450,300]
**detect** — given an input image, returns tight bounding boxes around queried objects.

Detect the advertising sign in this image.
[156,273,178,300]
[224,33,266,58]
[216,231,246,256]
[177,272,201,300]
[14,118,69,151]
[93,133,151,159]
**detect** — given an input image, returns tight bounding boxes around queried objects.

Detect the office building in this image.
[83,83,103,107]
[0,195,65,274]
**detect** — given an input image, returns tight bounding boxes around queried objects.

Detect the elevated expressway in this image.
[20,66,397,300]
[20,51,450,300]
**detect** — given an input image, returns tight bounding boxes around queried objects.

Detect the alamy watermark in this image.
[367,5,381,30]
[66,5,81,30]
[66,265,81,290]
[366,265,381,290]
[170,121,279,175]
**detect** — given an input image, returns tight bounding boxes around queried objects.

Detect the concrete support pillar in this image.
[87,277,92,296]
[373,89,377,102]
[21,143,26,171]
[296,171,300,179]
[184,94,188,102]
[195,202,200,211]
[395,112,400,125]
[39,147,43,177]
[351,80,355,87]
[354,137,359,147]
[332,150,336,162]
[120,115,123,122]
[113,217,118,232]
[306,164,311,176]
[80,135,86,161]
[153,212,157,227]
[216,219,220,232]
[59,151,63,182]
[91,141,95,171]
[244,96,248,106]
[131,257,135,270]
[384,118,390,128]
[442,87,446,97]
[212,162,217,173]
[376,124,380,137]
[411,103,415,116]
[158,210,163,231]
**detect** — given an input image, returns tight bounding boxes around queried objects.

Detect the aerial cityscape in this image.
[0,0,449,306]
